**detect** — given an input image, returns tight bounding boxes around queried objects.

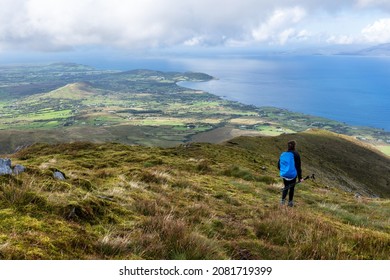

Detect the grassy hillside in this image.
[227,129,390,198]
[0,130,389,260]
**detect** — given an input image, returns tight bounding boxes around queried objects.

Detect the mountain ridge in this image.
[338,43,390,56]
[222,129,390,198]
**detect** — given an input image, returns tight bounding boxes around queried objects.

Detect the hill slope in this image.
[225,129,390,198]
[0,130,389,260]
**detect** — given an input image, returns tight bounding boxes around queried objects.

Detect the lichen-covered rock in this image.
[0,158,12,175]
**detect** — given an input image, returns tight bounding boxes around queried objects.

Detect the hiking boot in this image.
[280,199,286,205]
[288,201,294,207]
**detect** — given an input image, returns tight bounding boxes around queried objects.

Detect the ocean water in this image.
[176,55,390,131]
[84,54,390,131]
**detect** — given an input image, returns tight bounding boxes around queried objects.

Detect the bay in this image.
[175,55,390,132]
[84,54,390,131]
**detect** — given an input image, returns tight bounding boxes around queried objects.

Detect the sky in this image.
[1,0,390,57]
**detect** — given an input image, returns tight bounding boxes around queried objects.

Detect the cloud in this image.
[0,0,390,52]
[0,0,265,50]
[325,17,390,45]
[356,0,390,9]
[361,18,390,43]
[327,35,356,45]
[251,7,308,45]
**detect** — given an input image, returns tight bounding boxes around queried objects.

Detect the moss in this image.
[227,240,287,259]
[196,159,213,173]
[63,195,119,224]
[222,165,260,181]
[41,180,73,192]
[72,178,95,191]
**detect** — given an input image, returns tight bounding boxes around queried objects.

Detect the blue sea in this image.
[81,54,390,131]
[176,55,390,132]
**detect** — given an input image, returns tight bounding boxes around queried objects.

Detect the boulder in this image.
[13,164,26,175]
[0,158,13,175]
[53,171,66,180]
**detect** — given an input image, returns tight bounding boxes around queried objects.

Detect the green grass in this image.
[26,109,73,121]
[0,130,389,259]
[140,119,185,126]
[377,146,390,156]
[255,125,295,136]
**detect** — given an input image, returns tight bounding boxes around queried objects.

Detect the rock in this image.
[13,164,26,175]
[53,171,66,180]
[354,193,361,198]
[0,158,13,175]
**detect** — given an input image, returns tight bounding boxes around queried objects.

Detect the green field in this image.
[377,146,390,156]
[0,63,389,155]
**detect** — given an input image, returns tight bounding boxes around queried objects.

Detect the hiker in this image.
[278,140,302,207]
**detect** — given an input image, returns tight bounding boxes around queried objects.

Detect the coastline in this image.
[177,80,390,156]
[175,54,390,132]
[1,62,388,157]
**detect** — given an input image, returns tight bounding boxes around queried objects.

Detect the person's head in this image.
[287,140,296,151]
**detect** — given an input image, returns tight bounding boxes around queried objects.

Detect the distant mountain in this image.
[272,44,390,56]
[281,45,365,56]
[338,43,390,56]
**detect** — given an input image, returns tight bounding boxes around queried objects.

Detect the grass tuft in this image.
[0,176,48,211]
[135,214,226,259]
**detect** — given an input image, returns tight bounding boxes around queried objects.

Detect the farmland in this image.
[0,63,389,155]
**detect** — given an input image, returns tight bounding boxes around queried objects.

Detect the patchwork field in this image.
[0,63,389,156]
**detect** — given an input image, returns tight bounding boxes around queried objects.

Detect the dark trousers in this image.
[282,177,297,202]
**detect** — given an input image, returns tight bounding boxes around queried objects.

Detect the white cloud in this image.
[325,17,390,45]
[183,37,204,47]
[356,0,390,8]
[251,7,308,45]
[297,30,311,40]
[278,29,297,45]
[0,0,390,51]
[327,35,356,45]
[0,0,266,50]
[361,18,390,43]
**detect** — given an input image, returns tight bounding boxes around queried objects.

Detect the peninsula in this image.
[1,63,389,156]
